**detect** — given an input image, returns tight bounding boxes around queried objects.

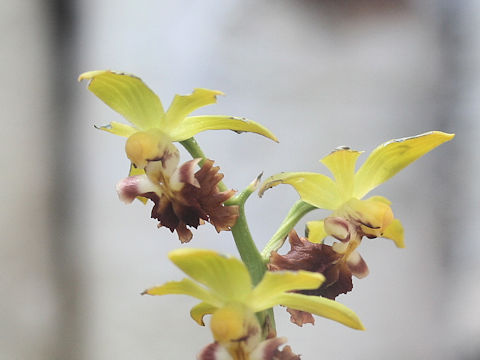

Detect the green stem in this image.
[224,174,265,284]
[180,138,274,333]
[180,137,265,283]
[261,200,317,261]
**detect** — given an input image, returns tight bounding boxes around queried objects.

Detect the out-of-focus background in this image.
[2,0,479,359]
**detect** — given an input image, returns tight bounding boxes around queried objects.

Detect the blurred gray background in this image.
[1,0,478,359]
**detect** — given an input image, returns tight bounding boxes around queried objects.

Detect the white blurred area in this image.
[2,0,479,359]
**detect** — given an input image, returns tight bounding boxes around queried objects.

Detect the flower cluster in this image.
[81,70,454,359]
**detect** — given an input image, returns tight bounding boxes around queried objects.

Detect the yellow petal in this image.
[168,248,252,302]
[168,115,278,142]
[95,121,138,137]
[354,131,455,198]
[143,278,221,307]
[79,70,165,130]
[321,148,362,201]
[190,301,218,326]
[248,270,324,312]
[382,218,405,248]
[259,172,342,210]
[163,88,223,132]
[306,220,328,243]
[273,293,365,330]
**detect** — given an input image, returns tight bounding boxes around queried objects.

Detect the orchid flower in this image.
[79,71,278,241]
[143,248,363,359]
[260,131,454,279]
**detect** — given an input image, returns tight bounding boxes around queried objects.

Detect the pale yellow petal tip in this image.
[141,288,154,296]
[192,88,225,98]
[78,70,108,82]
[190,309,207,326]
[258,176,286,198]
[427,131,455,144]
[445,132,455,140]
[397,242,406,249]
[320,147,364,161]
[78,70,141,82]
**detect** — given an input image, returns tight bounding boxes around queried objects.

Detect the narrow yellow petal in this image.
[79,70,165,130]
[143,278,221,307]
[190,301,218,326]
[273,293,365,330]
[95,121,138,137]
[354,131,455,198]
[168,115,278,142]
[321,148,362,201]
[248,271,324,311]
[259,172,342,210]
[306,220,328,243]
[163,88,223,132]
[168,248,252,302]
[382,218,405,248]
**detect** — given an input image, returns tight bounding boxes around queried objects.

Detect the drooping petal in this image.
[128,164,148,204]
[169,158,201,191]
[382,218,405,248]
[190,301,218,326]
[323,217,351,242]
[259,172,341,210]
[143,278,221,307]
[116,174,161,204]
[268,231,354,301]
[168,115,278,142]
[197,342,232,360]
[346,251,369,279]
[168,249,253,301]
[306,220,328,243]
[271,293,364,330]
[79,70,165,130]
[163,88,224,131]
[248,271,324,311]
[320,148,362,201]
[354,131,455,198]
[95,121,138,137]
[250,337,289,360]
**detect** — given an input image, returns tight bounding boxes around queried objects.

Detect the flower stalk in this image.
[261,200,316,261]
[181,138,275,334]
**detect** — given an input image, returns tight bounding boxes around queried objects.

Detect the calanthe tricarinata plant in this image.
[80,70,454,359]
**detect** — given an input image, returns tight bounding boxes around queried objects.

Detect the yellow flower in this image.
[143,248,364,329]
[79,70,278,240]
[78,70,278,170]
[143,248,363,359]
[198,303,293,360]
[260,131,454,248]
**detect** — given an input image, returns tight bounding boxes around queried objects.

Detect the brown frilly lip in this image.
[117,159,239,243]
[268,230,355,326]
